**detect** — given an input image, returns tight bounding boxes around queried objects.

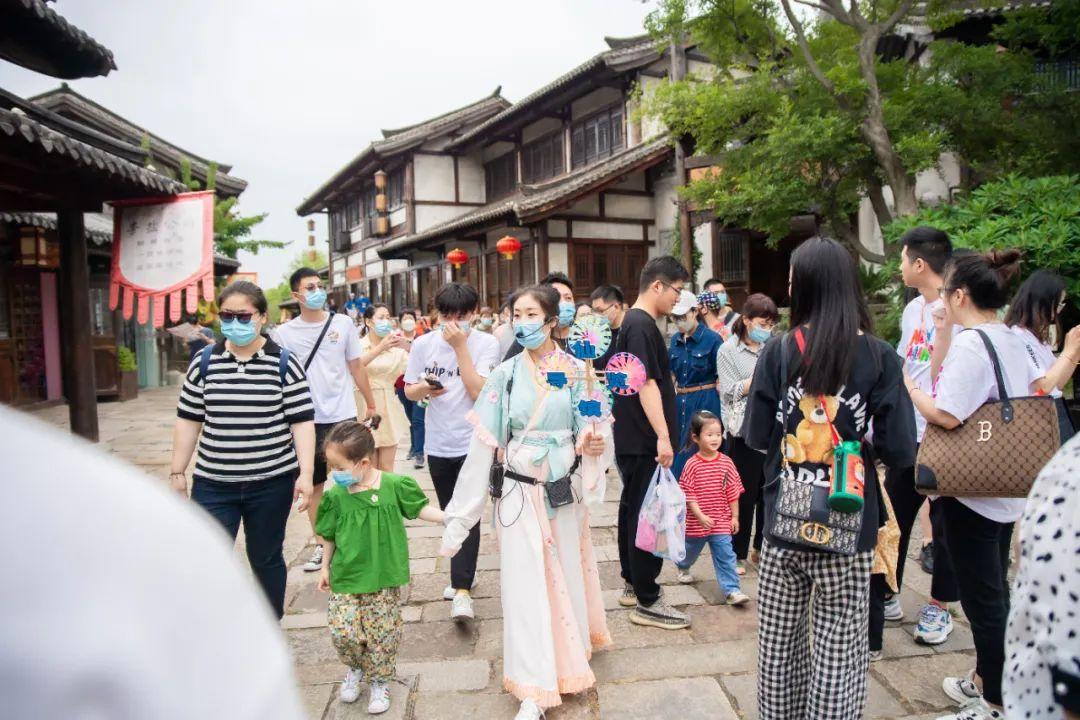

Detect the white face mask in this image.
[400,318,416,333]
[675,316,697,334]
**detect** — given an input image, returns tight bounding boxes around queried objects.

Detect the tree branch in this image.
[881,0,918,33]
[779,0,845,102]
[792,0,834,15]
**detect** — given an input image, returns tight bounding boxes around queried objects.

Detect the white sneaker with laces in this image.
[676,570,695,584]
[303,544,324,573]
[726,591,751,606]
[943,671,983,705]
[442,580,477,600]
[934,697,1003,720]
[514,698,544,720]
[367,681,390,714]
[451,593,474,621]
[339,668,362,703]
[914,603,954,645]
[883,596,903,621]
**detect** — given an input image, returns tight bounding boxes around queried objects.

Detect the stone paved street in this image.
[34,388,977,720]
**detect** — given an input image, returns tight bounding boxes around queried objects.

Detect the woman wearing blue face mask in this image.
[716,293,779,572]
[503,272,576,361]
[357,304,411,472]
[170,280,317,619]
[441,283,613,720]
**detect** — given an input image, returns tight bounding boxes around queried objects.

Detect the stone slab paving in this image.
[31,389,978,719]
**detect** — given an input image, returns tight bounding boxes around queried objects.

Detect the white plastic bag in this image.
[635,464,687,563]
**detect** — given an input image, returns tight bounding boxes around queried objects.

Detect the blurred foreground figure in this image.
[0,406,304,720]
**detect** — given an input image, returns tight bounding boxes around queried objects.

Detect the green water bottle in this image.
[828,440,866,513]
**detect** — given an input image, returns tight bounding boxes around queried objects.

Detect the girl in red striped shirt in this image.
[675,410,751,605]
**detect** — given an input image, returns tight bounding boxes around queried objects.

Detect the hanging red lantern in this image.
[495,235,522,261]
[446,247,469,269]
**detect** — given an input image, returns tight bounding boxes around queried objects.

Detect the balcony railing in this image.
[1034,59,1080,91]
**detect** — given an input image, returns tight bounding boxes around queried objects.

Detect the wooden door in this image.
[570,241,646,303]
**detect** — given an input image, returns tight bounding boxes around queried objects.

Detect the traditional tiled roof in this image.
[378,136,671,259]
[446,39,667,152]
[0,0,117,79]
[296,90,511,216]
[29,84,247,197]
[0,106,186,195]
[1,210,111,243]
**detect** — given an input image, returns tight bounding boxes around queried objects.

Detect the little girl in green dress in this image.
[317,420,444,715]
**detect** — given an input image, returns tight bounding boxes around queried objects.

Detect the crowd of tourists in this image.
[165,230,1080,720]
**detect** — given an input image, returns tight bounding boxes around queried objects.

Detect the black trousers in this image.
[616,454,664,606]
[428,454,479,590]
[940,497,1013,706]
[728,436,766,559]
[868,463,960,650]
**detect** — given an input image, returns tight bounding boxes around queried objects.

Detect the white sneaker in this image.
[726,591,751,606]
[303,544,324,572]
[451,593,474,621]
[914,603,954,645]
[883,596,904,621]
[367,680,390,715]
[935,697,1003,720]
[676,570,695,584]
[442,579,477,600]
[514,698,544,720]
[868,649,883,662]
[943,671,983,705]
[339,668,362,703]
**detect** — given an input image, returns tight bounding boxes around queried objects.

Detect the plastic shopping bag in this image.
[634,464,687,563]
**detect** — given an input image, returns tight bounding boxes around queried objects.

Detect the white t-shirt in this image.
[934,322,1039,522]
[404,327,500,457]
[1011,326,1062,398]
[899,295,963,442]
[272,313,362,424]
[0,406,304,720]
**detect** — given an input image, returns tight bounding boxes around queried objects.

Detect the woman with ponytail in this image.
[905,249,1039,720]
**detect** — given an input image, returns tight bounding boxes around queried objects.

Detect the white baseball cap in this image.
[671,289,699,317]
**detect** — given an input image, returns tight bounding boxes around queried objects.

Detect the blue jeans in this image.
[396,387,425,457]
[677,533,741,595]
[191,472,295,618]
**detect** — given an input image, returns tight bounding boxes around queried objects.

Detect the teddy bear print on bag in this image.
[784,395,841,466]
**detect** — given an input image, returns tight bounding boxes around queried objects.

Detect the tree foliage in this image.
[644,0,1080,261]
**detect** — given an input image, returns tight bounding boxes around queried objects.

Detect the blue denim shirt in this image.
[669,321,724,448]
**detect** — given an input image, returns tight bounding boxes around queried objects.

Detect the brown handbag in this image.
[915,329,1061,498]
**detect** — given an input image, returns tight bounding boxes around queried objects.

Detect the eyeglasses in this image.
[660,282,683,296]
[593,303,619,315]
[219,311,255,324]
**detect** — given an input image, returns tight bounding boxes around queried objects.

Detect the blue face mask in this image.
[557,301,576,328]
[457,320,471,332]
[373,320,393,337]
[748,326,772,344]
[716,292,729,307]
[221,318,258,346]
[303,288,327,310]
[331,469,358,488]
[480,317,493,328]
[514,320,548,350]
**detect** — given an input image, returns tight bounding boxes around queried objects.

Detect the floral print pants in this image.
[327,587,402,682]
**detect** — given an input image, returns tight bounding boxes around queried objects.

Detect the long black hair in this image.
[1005,269,1065,344]
[788,237,872,395]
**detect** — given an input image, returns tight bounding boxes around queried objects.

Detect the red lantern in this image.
[446,247,469,269]
[496,235,522,261]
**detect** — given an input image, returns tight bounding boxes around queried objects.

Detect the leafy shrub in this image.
[117,346,137,372]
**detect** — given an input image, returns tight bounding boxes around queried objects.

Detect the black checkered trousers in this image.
[757,541,875,720]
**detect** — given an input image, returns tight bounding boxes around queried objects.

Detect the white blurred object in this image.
[0,406,305,720]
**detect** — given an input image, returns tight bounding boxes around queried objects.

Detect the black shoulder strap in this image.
[973,328,1014,422]
[279,348,291,385]
[304,314,335,372]
[198,344,214,383]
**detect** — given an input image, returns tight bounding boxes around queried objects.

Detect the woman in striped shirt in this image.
[170,281,317,618]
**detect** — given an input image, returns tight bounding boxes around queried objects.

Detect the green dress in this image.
[315,471,429,594]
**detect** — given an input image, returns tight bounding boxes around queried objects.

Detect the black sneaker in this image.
[920,542,935,574]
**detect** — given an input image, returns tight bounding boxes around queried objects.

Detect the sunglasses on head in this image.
[219,311,255,324]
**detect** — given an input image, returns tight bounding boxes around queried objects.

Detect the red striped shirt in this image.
[678,452,743,537]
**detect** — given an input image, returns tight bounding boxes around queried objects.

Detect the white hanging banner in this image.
[108,191,215,327]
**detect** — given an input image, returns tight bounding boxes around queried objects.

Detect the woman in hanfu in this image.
[440,284,613,720]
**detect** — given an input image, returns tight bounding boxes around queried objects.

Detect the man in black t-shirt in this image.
[612,256,691,630]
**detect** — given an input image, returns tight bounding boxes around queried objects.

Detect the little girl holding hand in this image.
[316,421,444,715]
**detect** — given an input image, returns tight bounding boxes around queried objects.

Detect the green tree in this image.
[644,0,1080,262]
[177,157,285,259]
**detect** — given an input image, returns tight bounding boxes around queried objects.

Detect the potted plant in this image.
[117,346,139,401]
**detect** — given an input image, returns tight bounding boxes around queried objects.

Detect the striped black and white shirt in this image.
[177,338,315,482]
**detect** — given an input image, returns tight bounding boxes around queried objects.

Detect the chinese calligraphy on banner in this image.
[108,191,214,327]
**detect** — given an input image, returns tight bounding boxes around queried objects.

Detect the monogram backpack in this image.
[915,329,1061,498]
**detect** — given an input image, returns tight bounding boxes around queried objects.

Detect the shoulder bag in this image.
[916,329,1061,498]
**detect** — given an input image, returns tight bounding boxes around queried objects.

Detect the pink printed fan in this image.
[604,352,647,396]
